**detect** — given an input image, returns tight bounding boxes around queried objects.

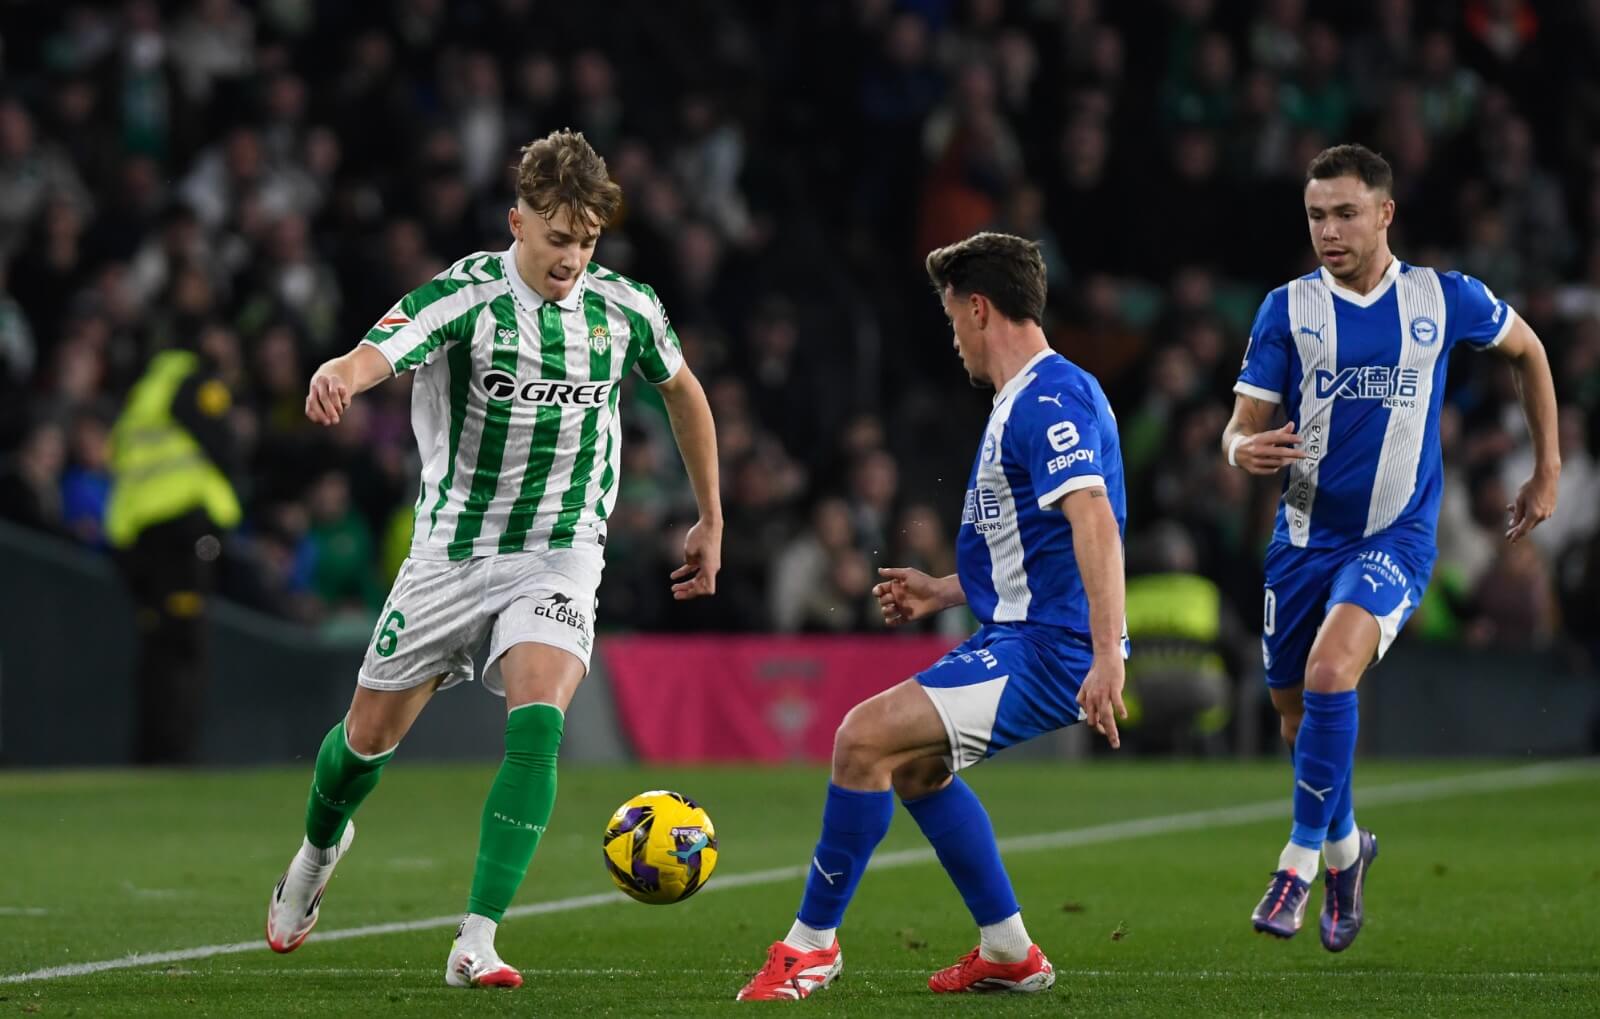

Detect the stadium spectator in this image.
[0,418,69,537]
[0,0,1593,671]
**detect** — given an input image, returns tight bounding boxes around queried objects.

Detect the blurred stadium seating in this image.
[1,0,1597,740]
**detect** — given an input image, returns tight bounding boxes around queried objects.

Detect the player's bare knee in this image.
[344,718,399,757]
[831,710,888,785]
[1303,657,1357,693]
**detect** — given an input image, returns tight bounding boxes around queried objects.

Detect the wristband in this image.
[1227,434,1248,467]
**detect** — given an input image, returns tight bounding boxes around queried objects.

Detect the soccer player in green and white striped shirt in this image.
[266,129,723,990]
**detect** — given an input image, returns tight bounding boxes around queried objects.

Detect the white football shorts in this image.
[357,546,603,696]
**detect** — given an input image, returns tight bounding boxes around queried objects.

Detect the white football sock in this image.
[784,919,836,952]
[458,912,497,946]
[1323,829,1361,872]
[1278,841,1320,882]
[299,835,338,868]
[978,912,1032,963]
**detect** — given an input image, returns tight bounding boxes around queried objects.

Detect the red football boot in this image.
[736,940,843,1001]
[928,943,1055,993]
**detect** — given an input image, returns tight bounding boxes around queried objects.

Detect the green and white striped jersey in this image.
[362,244,683,560]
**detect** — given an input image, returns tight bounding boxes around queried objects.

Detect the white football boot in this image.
[445,916,523,989]
[265,822,355,953]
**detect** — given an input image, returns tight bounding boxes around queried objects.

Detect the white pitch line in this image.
[131,966,1600,981]
[3,760,1593,986]
[0,907,48,917]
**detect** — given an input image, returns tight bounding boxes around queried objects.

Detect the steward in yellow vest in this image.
[108,341,242,763]
[1120,570,1239,754]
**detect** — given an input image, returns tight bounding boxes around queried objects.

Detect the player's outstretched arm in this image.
[1062,487,1128,749]
[1221,394,1305,475]
[1493,316,1561,542]
[657,365,723,599]
[873,567,964,626]
[305,344,393,426]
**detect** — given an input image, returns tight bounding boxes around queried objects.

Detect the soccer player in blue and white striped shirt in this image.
[1222,144,1560,950]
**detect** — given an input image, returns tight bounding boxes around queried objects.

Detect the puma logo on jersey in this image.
[1038,393,1063,407]
[1298,324,1325,343]
[1363,574,1381,593]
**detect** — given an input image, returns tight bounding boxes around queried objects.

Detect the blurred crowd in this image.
[1,0,1598,664]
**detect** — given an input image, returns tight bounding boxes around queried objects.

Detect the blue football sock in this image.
[1326,768,1355,842]
[795,784,894,930]
[1290,690,1358,850]
[902,777,1020,926]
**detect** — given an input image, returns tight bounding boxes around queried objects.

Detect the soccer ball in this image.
[602,790,718,905]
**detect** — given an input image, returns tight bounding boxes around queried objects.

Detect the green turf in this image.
[2,760,1597,1017]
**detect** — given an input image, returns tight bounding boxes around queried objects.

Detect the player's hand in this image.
[1506,469,1558,543]
[873,567,955,626]
[305,370,352,426]
[1233,421,1308,475]
[671,517,721,599]
[1076,657,1128,750]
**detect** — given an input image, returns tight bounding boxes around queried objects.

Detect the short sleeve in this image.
[1234,290,1291,404]
[630,286,685,385]
[360,282,481,374]
[1022,384,1107,510]
[1447,271,1516,350]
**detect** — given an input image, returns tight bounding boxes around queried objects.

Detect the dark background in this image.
[1,0,1596,667]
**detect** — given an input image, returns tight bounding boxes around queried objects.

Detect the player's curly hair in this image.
[516,129,623,229]
[925,232,1047,325]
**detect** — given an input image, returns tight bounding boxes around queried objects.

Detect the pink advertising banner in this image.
[601,636,961,762]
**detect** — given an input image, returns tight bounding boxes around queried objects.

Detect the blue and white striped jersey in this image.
[956,350,1128,635]
[1236,259,1515,549]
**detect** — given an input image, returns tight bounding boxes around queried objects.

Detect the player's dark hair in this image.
[516,129,623,230]
[1305,144,1393,195]
[924,232,1047,325]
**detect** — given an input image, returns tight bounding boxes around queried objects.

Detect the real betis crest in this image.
[589,324,611,355]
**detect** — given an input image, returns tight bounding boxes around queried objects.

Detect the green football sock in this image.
[467,702,564,922]
[304,720,394,849]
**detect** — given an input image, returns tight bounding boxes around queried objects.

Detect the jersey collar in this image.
[993,348,1054,406]
[503,243,587,313]
[1318,257,1400,308]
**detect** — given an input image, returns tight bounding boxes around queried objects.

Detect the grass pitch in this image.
[3,759,1597,1017]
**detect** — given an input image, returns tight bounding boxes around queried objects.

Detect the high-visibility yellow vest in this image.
[1125,572,1224,658]
[1123,572,1230,732]
[106,350,241,548]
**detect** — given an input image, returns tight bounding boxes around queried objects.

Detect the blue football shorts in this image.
[914,623,1093,771]
[1260,531,1436,689]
